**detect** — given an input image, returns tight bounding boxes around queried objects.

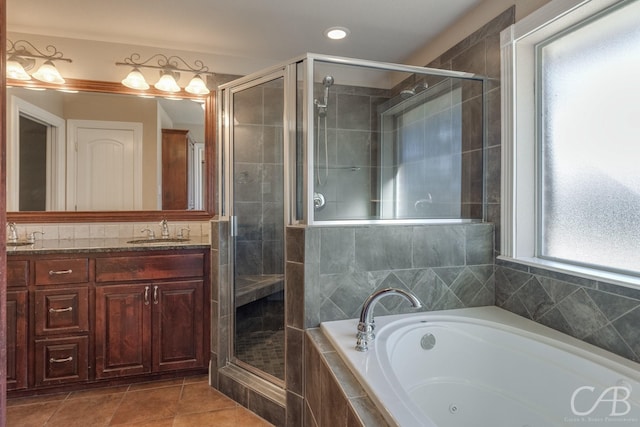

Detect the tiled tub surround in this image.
[496,258,640,363]
[286,222,494,427]
[288,223,496,328]
[304,329,387,427]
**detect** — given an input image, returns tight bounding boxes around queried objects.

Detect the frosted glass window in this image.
[539,0,640,275]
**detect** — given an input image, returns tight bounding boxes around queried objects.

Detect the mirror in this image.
[6,78,216,222]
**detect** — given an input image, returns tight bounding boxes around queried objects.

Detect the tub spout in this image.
[356,288,422,352]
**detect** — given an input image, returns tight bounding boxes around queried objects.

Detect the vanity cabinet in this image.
[6,247,209,394]
[94,252,206,379]
[32,257,90,387]
[6,260,28,391]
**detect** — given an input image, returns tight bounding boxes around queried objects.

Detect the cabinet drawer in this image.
[35,259,89,285]
[35,287,89,335]
[7,260,28,288]
[95,253,204,282]
[35,336,89,387]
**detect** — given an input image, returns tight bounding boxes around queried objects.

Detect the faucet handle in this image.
[141,228,156,239]
[7,222,19,242]
[28,231,45,243]
[177,227,191,239]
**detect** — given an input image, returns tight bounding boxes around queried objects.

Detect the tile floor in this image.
[235,330,285,379]
[7,376,274,427]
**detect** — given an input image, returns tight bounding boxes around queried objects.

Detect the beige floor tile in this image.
[7,393,68,407]
[68,385,130,400]
[6,401,61,427]
[176,382,237,415]
[45,394,124,427]
[107,418,174,427]
[173,408,238,427]
[127,378,184,391]
[110,385,183,425]
[5,377,272,427]
[235,407,275,427]
[174,407,273,427]
[183,374,209,384]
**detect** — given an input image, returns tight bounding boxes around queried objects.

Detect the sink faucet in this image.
[356,287,422,352]
[7,223,19,243]
[140,228,156,239]
[160,219,170,238]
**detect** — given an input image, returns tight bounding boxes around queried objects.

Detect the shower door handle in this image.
[230,216,238,237]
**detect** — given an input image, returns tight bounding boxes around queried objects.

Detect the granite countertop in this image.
[6,235,211,255]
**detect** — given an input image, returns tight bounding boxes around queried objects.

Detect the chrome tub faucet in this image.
[356,288,422,352]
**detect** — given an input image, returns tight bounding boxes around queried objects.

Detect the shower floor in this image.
[235,329,285,380]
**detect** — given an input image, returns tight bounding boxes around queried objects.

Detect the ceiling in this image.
[7,0,482,76]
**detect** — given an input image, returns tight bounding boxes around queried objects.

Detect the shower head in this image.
[399,82,429,98]
[322,75,334,87]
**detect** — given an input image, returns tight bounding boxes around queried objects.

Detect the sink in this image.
[7,241,34,247]
[126,238,190,244]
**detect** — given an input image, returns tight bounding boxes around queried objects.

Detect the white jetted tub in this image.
[321,306,640,427]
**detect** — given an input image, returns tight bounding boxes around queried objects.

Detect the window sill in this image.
[497,256,640,290]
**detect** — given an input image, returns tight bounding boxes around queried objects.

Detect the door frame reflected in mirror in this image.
[6,78,216,223]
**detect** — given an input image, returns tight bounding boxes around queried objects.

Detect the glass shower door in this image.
[230,73,285,381]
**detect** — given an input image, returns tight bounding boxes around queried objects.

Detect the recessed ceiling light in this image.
[325,26,350,40]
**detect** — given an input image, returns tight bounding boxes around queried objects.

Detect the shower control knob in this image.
[313,192,326,210]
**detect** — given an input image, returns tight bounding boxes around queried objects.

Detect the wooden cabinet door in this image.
[95,284,152,379]
[34,287,90,335]
[152,280,204,372]
[6,290,28,390]
[161,129,189,210]
[34,336,89,387]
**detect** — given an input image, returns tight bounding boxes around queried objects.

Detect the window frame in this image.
[500,0,640,288]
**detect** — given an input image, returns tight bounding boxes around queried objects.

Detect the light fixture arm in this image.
[115,53,214,76]
[7,39,73,64]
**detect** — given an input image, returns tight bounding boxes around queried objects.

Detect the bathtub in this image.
[321,306,640,427]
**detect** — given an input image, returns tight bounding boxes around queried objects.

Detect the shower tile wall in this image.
[381,82,467,219]
[422,7,514,242]
[312,85,388,220]
[233,84,285,276]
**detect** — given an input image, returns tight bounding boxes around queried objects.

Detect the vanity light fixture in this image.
[5,39,72,84]
[116,53,214,95]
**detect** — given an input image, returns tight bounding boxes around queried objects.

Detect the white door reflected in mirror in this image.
[68,120,142,211]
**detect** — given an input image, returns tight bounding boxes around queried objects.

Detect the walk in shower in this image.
[218,53,485,385]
